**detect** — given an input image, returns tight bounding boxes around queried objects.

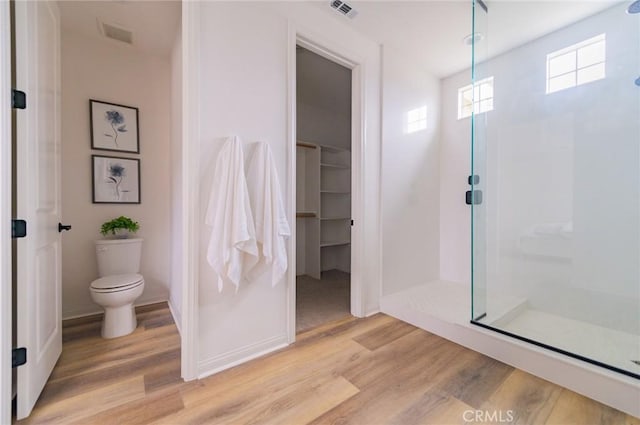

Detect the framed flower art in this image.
[92,155,141,204]
[90,99,140,153]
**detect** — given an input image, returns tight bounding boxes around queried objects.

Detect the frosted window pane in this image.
[549,52,576,78]
[461,105,473,118]
[548,73,576,93]
[480,83,493,100]
[578,41,605,68]
[479,99,493,113]
[577,63,605,85]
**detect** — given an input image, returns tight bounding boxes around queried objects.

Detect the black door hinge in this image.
[466,190,483,205]
[12,348,26,368]
[12,220,26,238]
[12,90,26,109]
[350,220,354,226]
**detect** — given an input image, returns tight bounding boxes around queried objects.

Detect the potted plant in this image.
[100,216,140,239]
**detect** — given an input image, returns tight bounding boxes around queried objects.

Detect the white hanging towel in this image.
[206,136,258,292]
[246,142,291,286]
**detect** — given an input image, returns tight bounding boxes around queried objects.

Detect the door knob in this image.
[58,223,72,232]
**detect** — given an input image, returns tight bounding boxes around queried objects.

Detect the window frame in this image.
[546,33,606,94]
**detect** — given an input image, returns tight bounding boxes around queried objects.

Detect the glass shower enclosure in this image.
[470,0,640,379]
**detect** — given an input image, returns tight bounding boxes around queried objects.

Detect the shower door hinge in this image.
[12,89,26,109]
[12,348,26,368]
[351,220,354,226]
[12,219,27,238]
[466,190,483,205]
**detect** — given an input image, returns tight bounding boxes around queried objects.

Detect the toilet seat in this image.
[91,273,144,293]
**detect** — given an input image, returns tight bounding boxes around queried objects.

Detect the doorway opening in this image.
[295,46,353,334]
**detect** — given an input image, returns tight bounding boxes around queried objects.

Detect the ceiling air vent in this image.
[330,0,358,19]
[97,19,133,45]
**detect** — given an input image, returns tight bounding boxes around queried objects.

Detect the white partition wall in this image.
[188,1,381,378]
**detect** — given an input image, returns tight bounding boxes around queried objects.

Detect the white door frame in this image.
[0,1,12,422]
[179,0,200,381]
[286,22,367,342]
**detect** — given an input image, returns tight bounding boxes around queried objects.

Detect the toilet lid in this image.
[91,273,143,290]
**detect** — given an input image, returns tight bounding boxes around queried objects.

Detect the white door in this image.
[0,1,13,424]
[14,0,62,419]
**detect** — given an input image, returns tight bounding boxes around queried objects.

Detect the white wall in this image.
[381,46,441,295]
[439,67,472,285]
[440,4,640,332]
[61,30,171,318]
[170,26,183,329]
[194,1,381,375]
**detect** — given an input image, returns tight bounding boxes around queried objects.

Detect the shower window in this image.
[546,33,606,93]
[458,76,493,119]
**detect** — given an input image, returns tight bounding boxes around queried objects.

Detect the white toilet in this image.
[90,238,145,339]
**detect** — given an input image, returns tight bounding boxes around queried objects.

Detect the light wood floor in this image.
[16,302,640,425]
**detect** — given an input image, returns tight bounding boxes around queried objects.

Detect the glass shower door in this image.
[470,0,488,322]
[470,0,640,379]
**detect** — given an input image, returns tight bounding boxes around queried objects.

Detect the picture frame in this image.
[92,155,141,204]
[90,99,140,153]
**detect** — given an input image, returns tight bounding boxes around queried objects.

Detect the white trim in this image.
[350,61,365,317]
[198,335,288,379]
[0,1,12,422]
[180,0,200,382]
[61,298,169,321]
[285,22,297,344]
[286,23,368,339]
[167,299,182,335]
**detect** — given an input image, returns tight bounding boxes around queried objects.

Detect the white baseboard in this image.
[62,297,169,321]
[365,309,380,317]
[168,299,182,335]
[197,334,289,379]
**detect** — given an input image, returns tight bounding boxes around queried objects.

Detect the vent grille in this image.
[98,20,133,45]
[330,0,358,19]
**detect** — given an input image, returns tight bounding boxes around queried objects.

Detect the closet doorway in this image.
[295,46,353,333]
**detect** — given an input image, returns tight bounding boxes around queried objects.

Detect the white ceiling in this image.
[58,1,181,58]
[57,1,620,75]
[313,0,618,78]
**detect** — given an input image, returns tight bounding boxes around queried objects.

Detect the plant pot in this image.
[112,229,130,239]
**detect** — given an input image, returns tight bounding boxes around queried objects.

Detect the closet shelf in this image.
[320,240,351,248]
[296,212,317,218]
[320,190,350,194]
[319,144,350,153]
[320,162,350,169]
[296,141,317,149]
[321,216,350,221]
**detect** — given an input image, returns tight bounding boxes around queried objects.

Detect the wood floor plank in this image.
[22,309,638,425]
[352,318,418,351]
[69,388,185,425]
[481,369,563,425]
[544,388,638,425]
[179,337,367,410]
[309,332,476,424]
[389,390,473,425]
[17,376,146,425]
[436,353,514,409]
[51,325,180,381]
[37,347,180,406]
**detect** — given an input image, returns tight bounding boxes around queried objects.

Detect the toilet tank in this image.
[95,238,143,277]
